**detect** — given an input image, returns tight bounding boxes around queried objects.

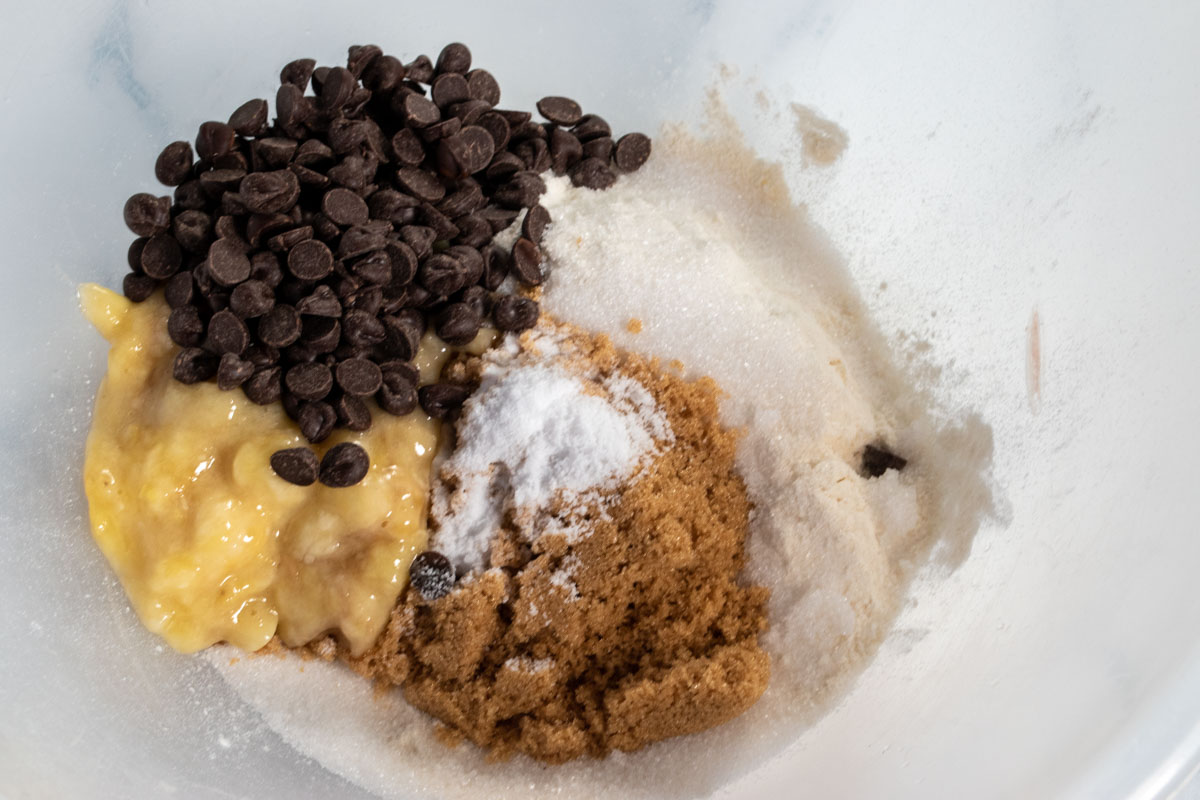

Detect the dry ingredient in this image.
[337,320,770,762]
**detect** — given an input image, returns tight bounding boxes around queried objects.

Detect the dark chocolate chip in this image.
[253,137,299,170]
[435,125,494,179]
[229,279,275,318]
[123,193,171,237]
[296,284,342,318]
[418,382,472,419]
[334,394,372,431]
[322,187,369,227]
[409,550,455,601]
[316,66,356,113]
[376,368,418,415]
[155,141,195,186]
[862,444,908,477]
[164,272,195,309]
[127,238,147,272]
[492,295,539,332]
[536,96,583,126]
[476,111,511,152]
[167,305,205,347]
[614,132,652,172]
[318,442,370,487]
[569,157,616,189]
[435,302,482,345]
[522,204,551,244]
[431,73,470,108]
[405,55,434,83]
[206,309,250,355]
[140,233,182,280]
[581,135,614,162]
[172,209,212,253]
[250,251,283,287]
[173,347,219,384]
[550,127,583,174]
[510,237,544,285]
[287,239,334,280]
[363,54,404,92]
[346,44,383,78]
[258,303,302,347]
[342,308,387,348]
[239,170,301,214]
[286,362,333,401]
[335,357,383,396]
[401,92,442,128]
[481,245,510,290]
[485,151,524,182]
[395,167,446,203]
[571,114,611,141]
[435,42,472,75]
[465,68,500,105]
[280,58,317,91]
[174,180,207,211]
[196,121,236,160]
[382,311,424,361]
[338,225,388,259]
[216,352,254,390]
[228,99,269,137]
[267,225,314,253]
[418,252,470,295]
[243,366,283,405]
[208,238,253,286]
[299,401,337,444]
[270,447,319,486]
[493,171,546,209]
[122,273,157,302]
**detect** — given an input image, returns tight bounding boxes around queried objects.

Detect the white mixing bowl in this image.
[2,1,1198,797]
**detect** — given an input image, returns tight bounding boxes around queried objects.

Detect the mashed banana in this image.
[81,284,467,654]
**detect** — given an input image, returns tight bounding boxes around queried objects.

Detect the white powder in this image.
[210,117,994,800]
[429,337,670,574]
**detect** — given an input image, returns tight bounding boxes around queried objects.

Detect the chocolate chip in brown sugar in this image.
[408,550,455,601]
[270,446,319,486]
[319,442,370,487]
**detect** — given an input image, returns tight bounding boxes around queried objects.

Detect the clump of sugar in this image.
[429,330,672,574]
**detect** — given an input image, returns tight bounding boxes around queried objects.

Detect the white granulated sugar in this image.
[210,116,994,800]
[429,346,668,574]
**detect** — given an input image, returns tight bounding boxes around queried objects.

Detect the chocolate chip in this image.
[342,308,387,348]
[286,362,333,401]
[346,43,383,77]
[301,316,341,353]
[287,239,334,280]
[614,132,652,172]
[172,209,212,253]
[319,442,369,487]
[229,280,275,318]
[435,43,472,75]
[382,311,424,361]
[395,167,446,203]
[399,225,437,260]
[239,170,300,215]
[431,73,470,108]
[536,96,582,126]
[208,238,253,286]
[228,99,269,137]
[481,245,510,290]
[330,394,369,432]
[253,137,298,170]
[409,550,455,601]
[243,366,282,405]
[390,127,426,166]
[376,368,418,415]
[316,66,356,113]
[299,401,338,443]
[550,127,583,174]
[436,126,495,179]
[280,58,317,90]
[363,54,404,92]
[435,302,482,345]
[258,303,302,347]
[268,226,314,253]
[455,214,492,249]
[485,151,524,182]
[174,180,207,210]
[173,347,219,384]
[122,273,157,302]
[155,142,194,186]
[569,157,616,189]
[522,204,551,244]
[216,352,254,390]
[338,225,389,260]
[140,233,182,279]
[493,295,539,332]
[123,193,171,237]
[321,187,369,227]
[418,382,472,419]
[401,92,442,128]
[478,205,520,235]
[862,444,908,477]
[334,357,383,396]
[493,171,546,209]
[275,84,309,132]
[571,114,611,141]
[270,447,319,486]
[418,253,470,295]
[164,272,195,309]
[477,111,511,153]
[250,251,283,287]
[447,245,485,285]
[465,69,500,105]
[167,305,205,347]
[405,55,434,83]
[385,240,419,285]
[296,284,341,317]
[206,309,250,355]
[196,121,236,160]
[581,135,614,162]
[459,285,491,318]
[127,238,147,272]
[510,238,544,285]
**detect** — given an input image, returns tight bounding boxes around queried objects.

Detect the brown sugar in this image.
[338,323,770,763]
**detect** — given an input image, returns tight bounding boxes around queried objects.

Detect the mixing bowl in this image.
[3,1,1198,797]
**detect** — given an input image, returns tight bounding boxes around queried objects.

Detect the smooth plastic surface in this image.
[2,2,1199,798]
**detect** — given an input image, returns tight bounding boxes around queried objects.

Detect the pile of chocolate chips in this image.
[118,42,651,487]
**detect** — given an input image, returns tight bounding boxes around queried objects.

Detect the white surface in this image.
[1,1,1198,799]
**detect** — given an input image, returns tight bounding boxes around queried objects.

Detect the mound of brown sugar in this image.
[340,324,770,763]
